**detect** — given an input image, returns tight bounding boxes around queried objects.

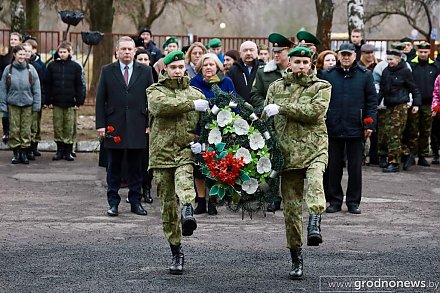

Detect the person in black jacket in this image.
[378,49,421,173]
[46,41,84,161]
[139,28,163,67]
[226,41,264,102]
[320,43,377,214]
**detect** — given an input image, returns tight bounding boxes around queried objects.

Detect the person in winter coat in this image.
[190,52,235,215]
[46,41,84,161]
[147,50,209,275]
[139,28,163,67]
[184,42,206,79]
[319,43,377,214]
[378,49,421,173]
[430,74,440,164]
[226,41,264,102]
[0,45,41,164]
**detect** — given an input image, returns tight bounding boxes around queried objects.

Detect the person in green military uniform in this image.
[296,30,321,68]
[207,38,225,63]
[147,50,209,275]
[250,33,293,212]
[263,46,331,280]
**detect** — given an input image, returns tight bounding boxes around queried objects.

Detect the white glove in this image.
[193,99,209,112]
[190,142,202,154]
[263,104,280,117]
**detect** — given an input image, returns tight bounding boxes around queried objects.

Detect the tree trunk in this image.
[315,0,334,51]
[347,0,364,34]
[25,0,39,32]
[88,0,114,100]
[11,0,25,34]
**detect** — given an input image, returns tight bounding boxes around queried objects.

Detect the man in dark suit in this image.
[95,36,154,217]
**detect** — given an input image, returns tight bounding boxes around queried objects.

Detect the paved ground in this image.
[0,151,439,293]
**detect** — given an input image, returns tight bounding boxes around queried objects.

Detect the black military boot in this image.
[142,187,153,204]
[379,156,388,168]
[64,144,75,161]
[169,244,184,275]
[418,156,430,167]
[289,248,303,280]
[181,204,197,236]
[402,154,414,171]
[19,148,29,164]
[307,215,323,246]
[53,142,64,161]
[267,197,282,212]
[32,142,41,157]
[194,197,206,214]
[432,149,440,165]
[2,116,9,144]
[11,148,20,164]
[207,197,218,215]
[27,147,35,161]
[383,163,400,173]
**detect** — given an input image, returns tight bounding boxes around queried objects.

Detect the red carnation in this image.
[113,136,121,143]
[433,105,440,112]
[363,117,374,125]
[107,125,115,133]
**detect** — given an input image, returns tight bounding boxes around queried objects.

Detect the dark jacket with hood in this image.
[410,56,440,105]
[46,52,84,107]
[226,59,264,102]
[378,60,421,107]
[320,61,377,138]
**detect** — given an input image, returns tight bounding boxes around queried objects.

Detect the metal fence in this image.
[1,29,438,105]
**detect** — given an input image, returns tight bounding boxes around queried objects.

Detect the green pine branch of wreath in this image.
[194,85,284,218]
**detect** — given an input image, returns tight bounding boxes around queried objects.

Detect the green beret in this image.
[268,33,293,52]
[296,30,320,46]
[163,36,178,50]
[163,50,184,65]
[288,46,313,58]
[208,38,222,48]
[417,42,431,49]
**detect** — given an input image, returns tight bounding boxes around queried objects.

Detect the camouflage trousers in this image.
[281,161,326,249]
[405,105,432,156]
[8,105,32,149]
[31,111,42,142]
[384,104,409,163]
[53,106,76,144]
[377,109,388,156]
[154,164,196,246]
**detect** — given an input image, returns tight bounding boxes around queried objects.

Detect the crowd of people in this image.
[1,27,440,279]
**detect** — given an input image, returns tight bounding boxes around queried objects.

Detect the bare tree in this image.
[315,0,335,51]
[25,0,39,32]
[347,0,365,34]
[365,0,436,41]
[11,0,25,33]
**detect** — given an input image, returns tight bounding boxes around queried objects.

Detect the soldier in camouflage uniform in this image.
[378,49,421,172]
[147,50,209,275]
[263,47,331,280]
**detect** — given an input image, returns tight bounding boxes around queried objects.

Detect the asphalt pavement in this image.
[0,151,439,293]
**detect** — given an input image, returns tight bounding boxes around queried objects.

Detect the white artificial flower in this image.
[233,118,249,135]
[242,178,258,194]
[208,128,222,145]
[217,109,233,127]
[249,132,265,150]
[257,157,272,174]
[234,147,252,164]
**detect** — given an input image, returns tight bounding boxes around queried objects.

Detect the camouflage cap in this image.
[296,30,321,46]
[163,50,185,65]
[288,46,313,58]
[268,33,293,52]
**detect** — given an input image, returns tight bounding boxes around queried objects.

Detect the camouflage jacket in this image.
[147,72,206,169]
[265,71,332,170]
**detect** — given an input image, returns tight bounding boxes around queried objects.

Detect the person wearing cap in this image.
[226,41,263,102]
[139,28,163,66]
[400,37,417,61]
[258,43,270,64]
[154,36,180,76]
[349,28,366,61]
[147,50,209,275]
[296,30,321,68]
[208,38,224,63]
[250,33,293,212]
[407,42,440,167]
[95,36,154,217]
[320,42,377,214]
[263,46,331,280]
[378,49,421,173]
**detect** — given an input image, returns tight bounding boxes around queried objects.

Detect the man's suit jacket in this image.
[95,61,154,149]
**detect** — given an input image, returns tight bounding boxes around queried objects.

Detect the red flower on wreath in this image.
[202,151,245,186]
[363,117,374,125]
[433,105,440,112]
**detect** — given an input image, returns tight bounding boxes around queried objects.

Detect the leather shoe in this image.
[402,154,414,171]
[418,156,430,166]
[325,205,341,213]
[432,155,440,165]
[143,188,153,204]
[383,163,400,173]
[347,205,361,214]
[107,205,118,216]
[131,203,147,215]
[267,199,281,212]
[181,204,197,236]
[379,156,388,168]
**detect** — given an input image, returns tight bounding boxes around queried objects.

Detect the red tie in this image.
[123,65,129,85]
